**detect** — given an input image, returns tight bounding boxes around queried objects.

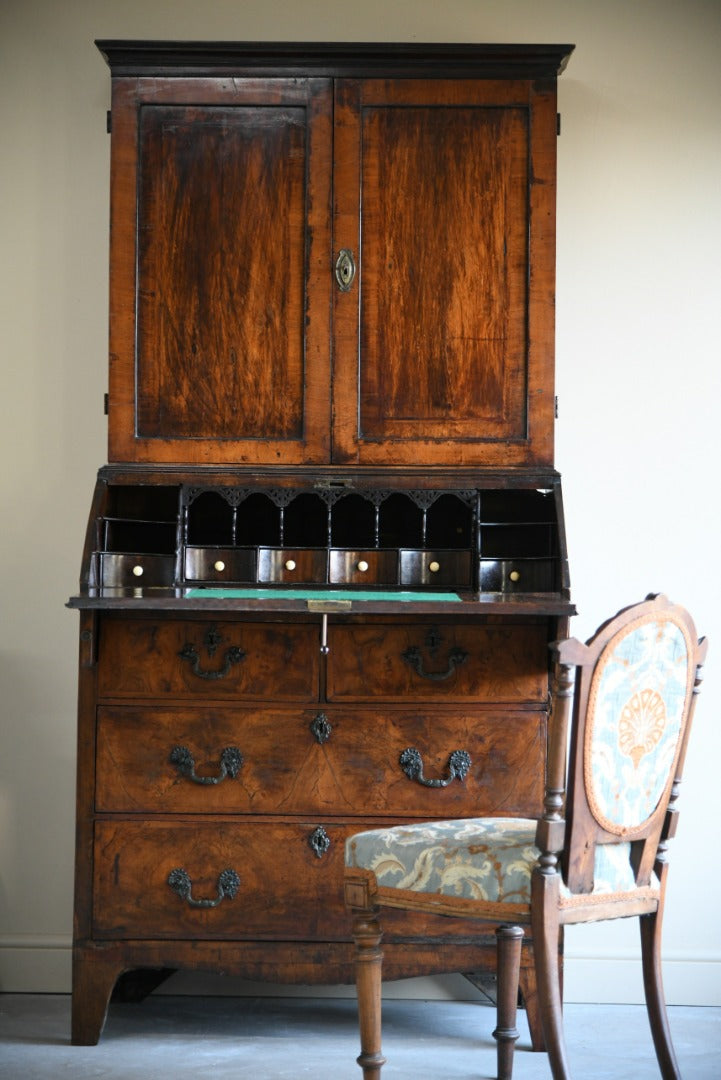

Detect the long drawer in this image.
[95,705,545,818]
[92,819,359,940]
[327,621,548,702]
[97,618,319,701]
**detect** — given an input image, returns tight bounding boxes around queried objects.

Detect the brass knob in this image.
[357,560,369,573]
[509,569,521,583]
[284,559,297,572]
[428,560,440,573]
[214,560,226,573]
[132,564,144,577]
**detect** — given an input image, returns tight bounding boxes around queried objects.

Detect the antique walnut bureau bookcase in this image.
[68,41,575,1044]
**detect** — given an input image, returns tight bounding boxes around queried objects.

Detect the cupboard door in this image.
[332,78,557,467]
[108,78,332,464]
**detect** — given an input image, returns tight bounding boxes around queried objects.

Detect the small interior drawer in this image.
[328,549,397,585]
[399,550,471,587]
[184,547,256,583]
[480,558,556,592]
[97,552,175,588]
[257,548,327,583]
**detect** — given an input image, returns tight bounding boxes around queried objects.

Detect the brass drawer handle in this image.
[401,644,469,681]
[167,867,240,909]
[169,745,244,785]
[177,642,246,680]
[309,825,331,858]
[399,747,472,788]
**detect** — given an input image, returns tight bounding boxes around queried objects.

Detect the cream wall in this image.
[1,0,719,1006]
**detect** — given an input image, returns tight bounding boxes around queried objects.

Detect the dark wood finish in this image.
[346,596,707,1079]
[70,40,574,1044]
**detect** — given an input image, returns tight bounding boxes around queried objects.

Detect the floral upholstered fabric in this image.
[585,614,693,836]
[346,820,658,904]
[346,818,539,904]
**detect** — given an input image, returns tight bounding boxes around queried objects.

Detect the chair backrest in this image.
[555,595,707,895]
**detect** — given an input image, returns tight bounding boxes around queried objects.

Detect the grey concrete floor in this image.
[0,994,719,1079]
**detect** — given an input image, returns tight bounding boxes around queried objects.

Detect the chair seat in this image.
[346,817,539,904]
[346,818,659,907]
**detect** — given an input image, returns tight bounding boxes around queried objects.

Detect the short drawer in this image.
[95,705,543,819]
[92,819,357,941]
[399,549,471,588]
[329,549,397,585]
[327,622,548,703]
[184,547,256,583]
[480,558,556,593]
[97,553,175,588]
[96,618,319,701]
[257,548,327,583]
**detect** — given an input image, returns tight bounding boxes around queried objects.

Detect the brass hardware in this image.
[307,598,352,612]
[309,825,331,858]
[509,570,521,582]
[132,564,144,577]
[428,560,440,573]
[167,867,240,909]
[310,713,332,744]
[401,644,468,681]
[357,560,369,573]
[178,627,246,680]
[284,559,297,571]
[399,747,472,788]
[169,745,243,785]
[335,248,356,291]
[213,560,226,572]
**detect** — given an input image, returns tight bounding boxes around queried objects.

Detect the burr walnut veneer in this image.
[68,40,574,1044]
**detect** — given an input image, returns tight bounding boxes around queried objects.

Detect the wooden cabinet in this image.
[105,44,566,467]
[69,41,574,1045]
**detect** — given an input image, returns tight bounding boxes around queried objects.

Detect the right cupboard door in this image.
[332,78,558,467]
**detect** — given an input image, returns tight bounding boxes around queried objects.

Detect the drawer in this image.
[92,819,357,941]
[184,547,256,583]
[327,622,548,702]
[480,558,556,593]
[97,619,319,701]
[399,549,471,588]
[329,549,397,585]
[95,706,543,818]
[97,553,175,588]
[257,548,327,583]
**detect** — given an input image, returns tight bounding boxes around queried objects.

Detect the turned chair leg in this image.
[531,878,571,1080]
[352,910,387,1079]
[494,925,524,1080]
[640,910,681,1080]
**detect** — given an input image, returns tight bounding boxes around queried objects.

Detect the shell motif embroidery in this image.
[618,688,667,768]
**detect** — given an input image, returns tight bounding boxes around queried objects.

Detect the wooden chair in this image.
[344,595,707,1079]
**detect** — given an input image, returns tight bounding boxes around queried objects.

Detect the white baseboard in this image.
[1,937,718,1006]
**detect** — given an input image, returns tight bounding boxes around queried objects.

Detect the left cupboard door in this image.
[107,78,333,465]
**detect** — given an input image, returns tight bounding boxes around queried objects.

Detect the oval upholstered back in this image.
[584,611,695,838]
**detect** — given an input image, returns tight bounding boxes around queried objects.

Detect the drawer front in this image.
[95,706,544,818]
[399,549,471,588]
[327,622,548,702]
[97,619,319,701]
[257,548,327,583]
[184,547,256,583]
[92,819,356,940]
[328,549,397,585]
[98,553,175,588]
[480,558,556,593]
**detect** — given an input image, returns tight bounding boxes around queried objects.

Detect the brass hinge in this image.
[106,110,112,134]
[104,393,109,415]
[555,395,559,419]
[557,112,561,136]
